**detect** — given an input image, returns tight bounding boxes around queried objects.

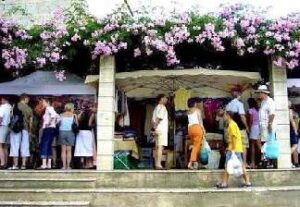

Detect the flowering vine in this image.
[1,0,300,74]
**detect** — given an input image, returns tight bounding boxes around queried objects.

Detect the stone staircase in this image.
[0,169,299,207]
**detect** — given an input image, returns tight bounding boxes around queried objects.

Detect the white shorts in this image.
[250,125,260,140]
[241,130,249,148]
[155,130,168,146]
[9,130,30,157]
[0,126,10,144]
[260,126,268,142]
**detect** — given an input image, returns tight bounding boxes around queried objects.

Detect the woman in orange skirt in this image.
[187,98,205,170]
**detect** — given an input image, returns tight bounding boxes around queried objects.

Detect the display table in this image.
[114,139,139,159]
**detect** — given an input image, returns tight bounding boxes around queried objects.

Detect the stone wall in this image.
[0,0,70,27]
[270,63,291,168]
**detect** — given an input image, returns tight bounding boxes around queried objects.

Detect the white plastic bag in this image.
[226,152,243,177]
[202,138,211,152]
[200,138,211,165]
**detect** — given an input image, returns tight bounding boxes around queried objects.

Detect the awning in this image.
[86,68,261,98]
[288,79,300,88]
[0,71,96,95]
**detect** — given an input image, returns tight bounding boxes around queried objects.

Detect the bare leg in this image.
[3,145,8,166]
[292,150,299,165]
[155,145,163,168]
[86,157,93,168]
[291,144,299,165]
[52,147,57,168]
[241,164,250,185]
[0,144,5,166]
[66,146,72,169]
[61,145,66,169]
[21,157,27,168]
[250,140,255,168]
[13,157,18,167]
[243,147,248,168]
[219,169,229,186]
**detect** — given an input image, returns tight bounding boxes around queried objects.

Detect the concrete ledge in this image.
[0,169,299,188]
[1,186,300,193]
[0,201,90,206]
[0,186,299,207]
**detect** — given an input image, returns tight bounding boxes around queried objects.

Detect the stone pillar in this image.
[96,56,115,171]
[269,63,291,169]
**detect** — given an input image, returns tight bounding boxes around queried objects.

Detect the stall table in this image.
[114,138,139,159]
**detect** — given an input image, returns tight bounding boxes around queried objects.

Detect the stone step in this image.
[0,186,299,207]
[0,169,299,188]
[0,178,96,188]
[0,201,90,207]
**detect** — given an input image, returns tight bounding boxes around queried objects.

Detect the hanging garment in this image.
[174,88,191,111]
[144,104,156,137]
[123,96,130,126]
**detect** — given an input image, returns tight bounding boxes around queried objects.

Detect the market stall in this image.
[0,71,97,169]
[86,68,261,169]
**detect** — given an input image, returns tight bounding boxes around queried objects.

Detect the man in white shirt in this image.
[152,94,168,170]
[255,85,276,142]
[226,90,250,166]
[0,97,12,168]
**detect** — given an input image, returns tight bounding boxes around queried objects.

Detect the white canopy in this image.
[0,71,96,95]
[288,79,300,104]
[86,68,261,98]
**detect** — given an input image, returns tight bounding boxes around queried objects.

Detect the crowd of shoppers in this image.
[0,94,96,170]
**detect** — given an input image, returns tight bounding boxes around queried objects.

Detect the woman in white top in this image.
[187,98,205,170]
[38,98,58,170]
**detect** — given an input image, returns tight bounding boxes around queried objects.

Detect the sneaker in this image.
[8,166,19,170]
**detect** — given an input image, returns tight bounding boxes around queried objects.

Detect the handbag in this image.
[72,115,79,134]
[264,132,279,159]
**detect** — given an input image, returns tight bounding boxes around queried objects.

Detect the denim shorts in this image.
[225,151,243,163]
[58,130,75,146]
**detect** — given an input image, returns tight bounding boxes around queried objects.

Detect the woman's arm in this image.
[88,113,95,128]
[74,114,79,126]
[290,109,298,135]
[197,109,206,134]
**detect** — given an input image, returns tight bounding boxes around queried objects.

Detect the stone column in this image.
[96,56,116,170]
[269,63,291,168]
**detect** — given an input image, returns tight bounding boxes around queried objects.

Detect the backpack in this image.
[10,109,24,133]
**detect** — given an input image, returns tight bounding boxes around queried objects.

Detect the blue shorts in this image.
[225,151,243,163]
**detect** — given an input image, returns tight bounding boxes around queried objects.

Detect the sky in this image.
[87,0,300,19]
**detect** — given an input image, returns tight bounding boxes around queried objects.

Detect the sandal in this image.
[216,183,228,189]
[36,166,47,170]
[242,182,252,187]
[155,166,164,170]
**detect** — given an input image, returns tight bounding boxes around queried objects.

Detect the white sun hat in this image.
[255,85,270,94]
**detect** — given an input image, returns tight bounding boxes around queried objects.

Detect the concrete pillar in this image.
[269,63,291,168]
[96,56,116,170]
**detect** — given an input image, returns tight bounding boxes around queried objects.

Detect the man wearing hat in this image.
[226,88,250,167]
[255,85,276,142]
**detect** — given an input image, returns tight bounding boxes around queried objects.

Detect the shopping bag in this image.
[264,133,279,160]
[297,139,300,154]
[226,152,243,177]
[199,138,211,165]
